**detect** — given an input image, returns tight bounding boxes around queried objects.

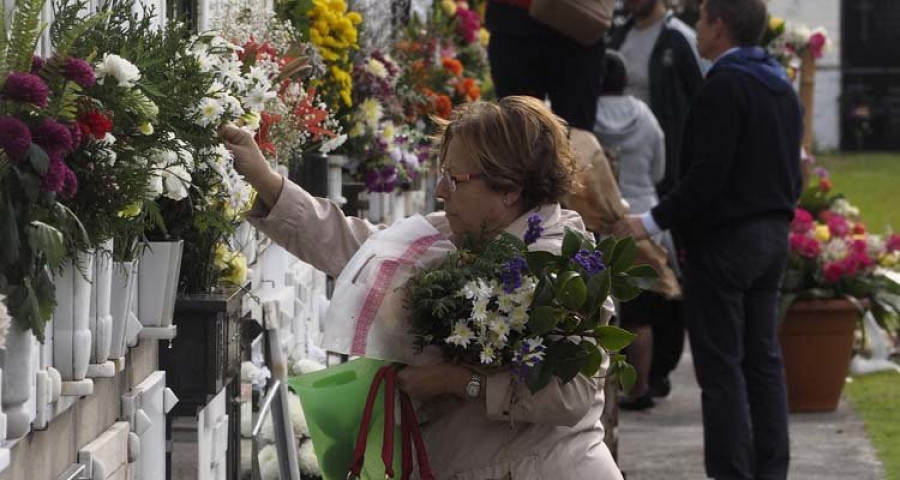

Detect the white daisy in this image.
[446,322,475,347]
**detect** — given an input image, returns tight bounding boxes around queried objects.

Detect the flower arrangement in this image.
[762,17,830,80]
[783,168,900,336]
[405,215,657,393]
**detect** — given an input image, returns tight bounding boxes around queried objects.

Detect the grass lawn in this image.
[816,153,900,232]
[844,372,900,480]
[817,152,900,479]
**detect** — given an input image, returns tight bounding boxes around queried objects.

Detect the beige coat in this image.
[249,179,624,480]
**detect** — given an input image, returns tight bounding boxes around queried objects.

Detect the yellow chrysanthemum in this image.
[479,28,490,47]
[814,224,831,243]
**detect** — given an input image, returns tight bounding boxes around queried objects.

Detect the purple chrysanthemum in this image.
[67,121,83,149]
[41,155,66,193]
[31,56,45,74]
[501,256,528,293]
[0,116,33,161]
[60,165,78,199]
[524,214,544,246]
[573,249,606,276]
[31,118,73,155]
[63,57,96,88]
[3,72,49,108]
[364,164,399,193]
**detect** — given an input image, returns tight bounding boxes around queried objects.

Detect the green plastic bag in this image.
[288,358,402,479]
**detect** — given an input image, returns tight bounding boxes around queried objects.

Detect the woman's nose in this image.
[434,177,450,202]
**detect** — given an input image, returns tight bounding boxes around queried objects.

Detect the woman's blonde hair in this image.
[436,96,577,209]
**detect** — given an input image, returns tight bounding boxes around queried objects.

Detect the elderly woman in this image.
[222,96,623,479]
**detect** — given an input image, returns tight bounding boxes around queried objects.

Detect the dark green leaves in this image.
[609,236,637,274]
[525,361,554,394]
[529,306,560,336]
[0,199,19,265]
[555,271,586,310]
[525,250,557,276]
[595,325,637,351]
[26,144,49,176]
[561,228,582,259]
[27,221,65,269]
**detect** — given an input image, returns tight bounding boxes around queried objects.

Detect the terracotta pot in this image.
[778,298,861,412]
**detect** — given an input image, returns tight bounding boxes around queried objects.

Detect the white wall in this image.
[767,0,842,152]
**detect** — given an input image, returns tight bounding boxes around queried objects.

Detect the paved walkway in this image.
[618,349,886,479]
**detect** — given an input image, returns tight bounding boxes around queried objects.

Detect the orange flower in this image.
[442,57,463,76]
[434,94,453,119]
[455,77,480,101]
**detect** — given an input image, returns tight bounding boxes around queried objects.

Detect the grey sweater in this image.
[594,96,665,214]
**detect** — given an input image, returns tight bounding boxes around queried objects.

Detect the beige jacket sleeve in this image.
[246,177,383,277]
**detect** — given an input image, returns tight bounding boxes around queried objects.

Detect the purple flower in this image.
[41,154,67,193]
[524,214,543,245]
[31,56,45,74]
[815,167,829,179]
[63,57,96,88]
[3,72,49,108]
[501,256,528,293]
[573,249,606,276]
[364,164,399,193]
[31,118,73,156]
[67,121,83,148]
[60,165,78,198]
[0,116,33,161]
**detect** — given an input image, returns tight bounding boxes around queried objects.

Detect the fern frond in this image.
[53,10,109,58]
[0,2,9,80]
[9,0,47,72]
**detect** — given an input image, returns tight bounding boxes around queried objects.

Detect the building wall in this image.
[768,0,842,152]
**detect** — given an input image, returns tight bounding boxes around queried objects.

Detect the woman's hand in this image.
[397,364,472,401]
[220,124,283,208]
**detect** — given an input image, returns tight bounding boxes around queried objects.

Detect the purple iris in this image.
[524,214,543,245]
[573,249,606,276]
[501,256,528,293]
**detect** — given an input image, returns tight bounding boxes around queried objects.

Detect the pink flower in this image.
[887,234,900,253]
[41,154,67,194]
[808,32,827,59]
[822,261,845,283]
[63,57,96,88]
[2,72,49,108]
[31,118,73,156]
[790,233,821,259]
[455,7,481,44]
[60,165,77,199]
[0,115,32,161]
[827,214,850,238]
[68,121,83,148]
[791,208,814,233]
[31,56,45,74]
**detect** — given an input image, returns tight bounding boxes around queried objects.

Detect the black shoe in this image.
[649,377,671,398]
[619,392,655,411]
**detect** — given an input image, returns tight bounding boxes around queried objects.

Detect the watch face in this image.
[466,382,480,398]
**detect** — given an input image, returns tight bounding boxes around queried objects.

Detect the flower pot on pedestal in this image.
[778,298,860,412]
[88,240,115,378]
[53,251,95,391]
[289,152,329,198]
[108,259,137,362]
[328,155,347,206]
[1,325,36,438]
[135,241,184,340]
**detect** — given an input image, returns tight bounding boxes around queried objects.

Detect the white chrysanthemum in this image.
[95,53,141,87]
[194,51,217,73]
[470,298,489,323]
[298,439,321,476]
[162,164,191,201]
[446,322,475,347]
[287,393,309,437]
[366,58,389,79]
[480,345,496,365]
[832,198,860,219]
[244,86,276,112]
[489,318,511,344]
[822,238,849,262]
[462,280,493,301]
[497,294,515,314]
[359,98,383,130]
[221,95,245,117]
[258,444,280,480]
[867,235,886,258]
[319,134,347,154]
[195,97,225,127]
[380,121,396,143]
[206,80,227,97]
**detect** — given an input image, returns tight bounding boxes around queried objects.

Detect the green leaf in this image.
[27,144,49,176]
[555,270,587,310]
[595,325,637,351]
[598,236,616,261]
[499,232,526,251]
[525,251,558,276]
[551,340,586,383]
[531,276,554,307]
[27,221,65,269]
[585,269,611,314]
[618,363,637,395]
[0,199,19,265]
[610,236,637,273]
[525,362,554,394]
[611,276,643,302]
[15,167,40,203]
[561,228,581,259]
[528,305,560,336]
[626,264,658,278]
[580,342,605,377]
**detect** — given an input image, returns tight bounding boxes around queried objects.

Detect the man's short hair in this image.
[704,0,767,46]
[601,51,628,96]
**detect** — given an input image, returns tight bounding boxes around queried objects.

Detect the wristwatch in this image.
[465,372,482,400]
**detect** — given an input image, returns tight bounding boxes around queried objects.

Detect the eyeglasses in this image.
[437,170,482,193]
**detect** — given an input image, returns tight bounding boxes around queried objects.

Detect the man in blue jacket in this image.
[616,0,803,478]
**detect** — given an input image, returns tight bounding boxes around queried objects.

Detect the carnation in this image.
[78,110,114,139]
[63,57,97,88]
[95,53,141,88]
[791,208,814,233]
[3,72,49,108]
[0,116,32,160]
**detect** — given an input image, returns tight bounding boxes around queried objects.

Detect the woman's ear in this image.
[503,189,523,207]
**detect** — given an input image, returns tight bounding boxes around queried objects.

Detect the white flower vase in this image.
[234,222,257,266]
[367,192,392,224]
[108,259,137,361]
[53,251,95,383]
[135,241,183,340]
[88,240,115,378]
[392,191,406,221]
[1,325,36,438]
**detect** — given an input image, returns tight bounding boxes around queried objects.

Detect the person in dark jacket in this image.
[484,0,605,131]
[608,0,707,399]
[615,0,802,478]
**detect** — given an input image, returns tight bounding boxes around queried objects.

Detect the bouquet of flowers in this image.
[762,16,830,80]
[405,215,657,393]
[783,167,900,336]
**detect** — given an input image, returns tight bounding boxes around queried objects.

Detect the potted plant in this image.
[780,167,900,412]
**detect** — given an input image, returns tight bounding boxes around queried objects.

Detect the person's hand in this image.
[613,215,649,240]
[219,124,269,184]
[397,364,471,401]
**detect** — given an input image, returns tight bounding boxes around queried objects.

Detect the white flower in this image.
[489,318,511,344]
[194,51,218,73]
[98,133,117,146]
[162,164,191,201]
[462,280,493,302]
[145,171,164,200]
[206,80,227,97]
[366,58,389,79]
[497,294,515,314]
[248,66,270,85]
[470,298,489,323]
[258,444,280,480]
[380,121,396,143]
[244,86,276,112]
[359,98,383,129]
[832,198,860,219]
[298,439,321,476]
[509,306,529,332]
[292,358,326,375]
[822,238,849,263]
[195,97,225,127]
[480,345,496,365]
[319,134,347,154]
[242,111,261,130]
[241,361,271,387]
[287,393,309,437]
[96,53,141,87]
[446,322,475,347]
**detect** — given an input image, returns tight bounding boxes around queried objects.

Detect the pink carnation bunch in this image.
[791,208,814,233]
[827,214,850,238]
[2,72,49,108]
[789,233,821,259]
[0,115,32,161]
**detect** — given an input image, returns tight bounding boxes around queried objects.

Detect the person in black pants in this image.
[484,0,605,131]
[615,0,802,478]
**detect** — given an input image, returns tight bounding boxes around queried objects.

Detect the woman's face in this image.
[435,138,521,239]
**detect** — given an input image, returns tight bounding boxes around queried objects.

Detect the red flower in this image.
[442,58,463,76]
[78,110,113,139]
[852,223,867,235]
[887,234,900,253]
[434,94,453,119]
[455,77,481,101]
[819,178,832,192]
[822,261,845,283]
[255,112,279,155]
